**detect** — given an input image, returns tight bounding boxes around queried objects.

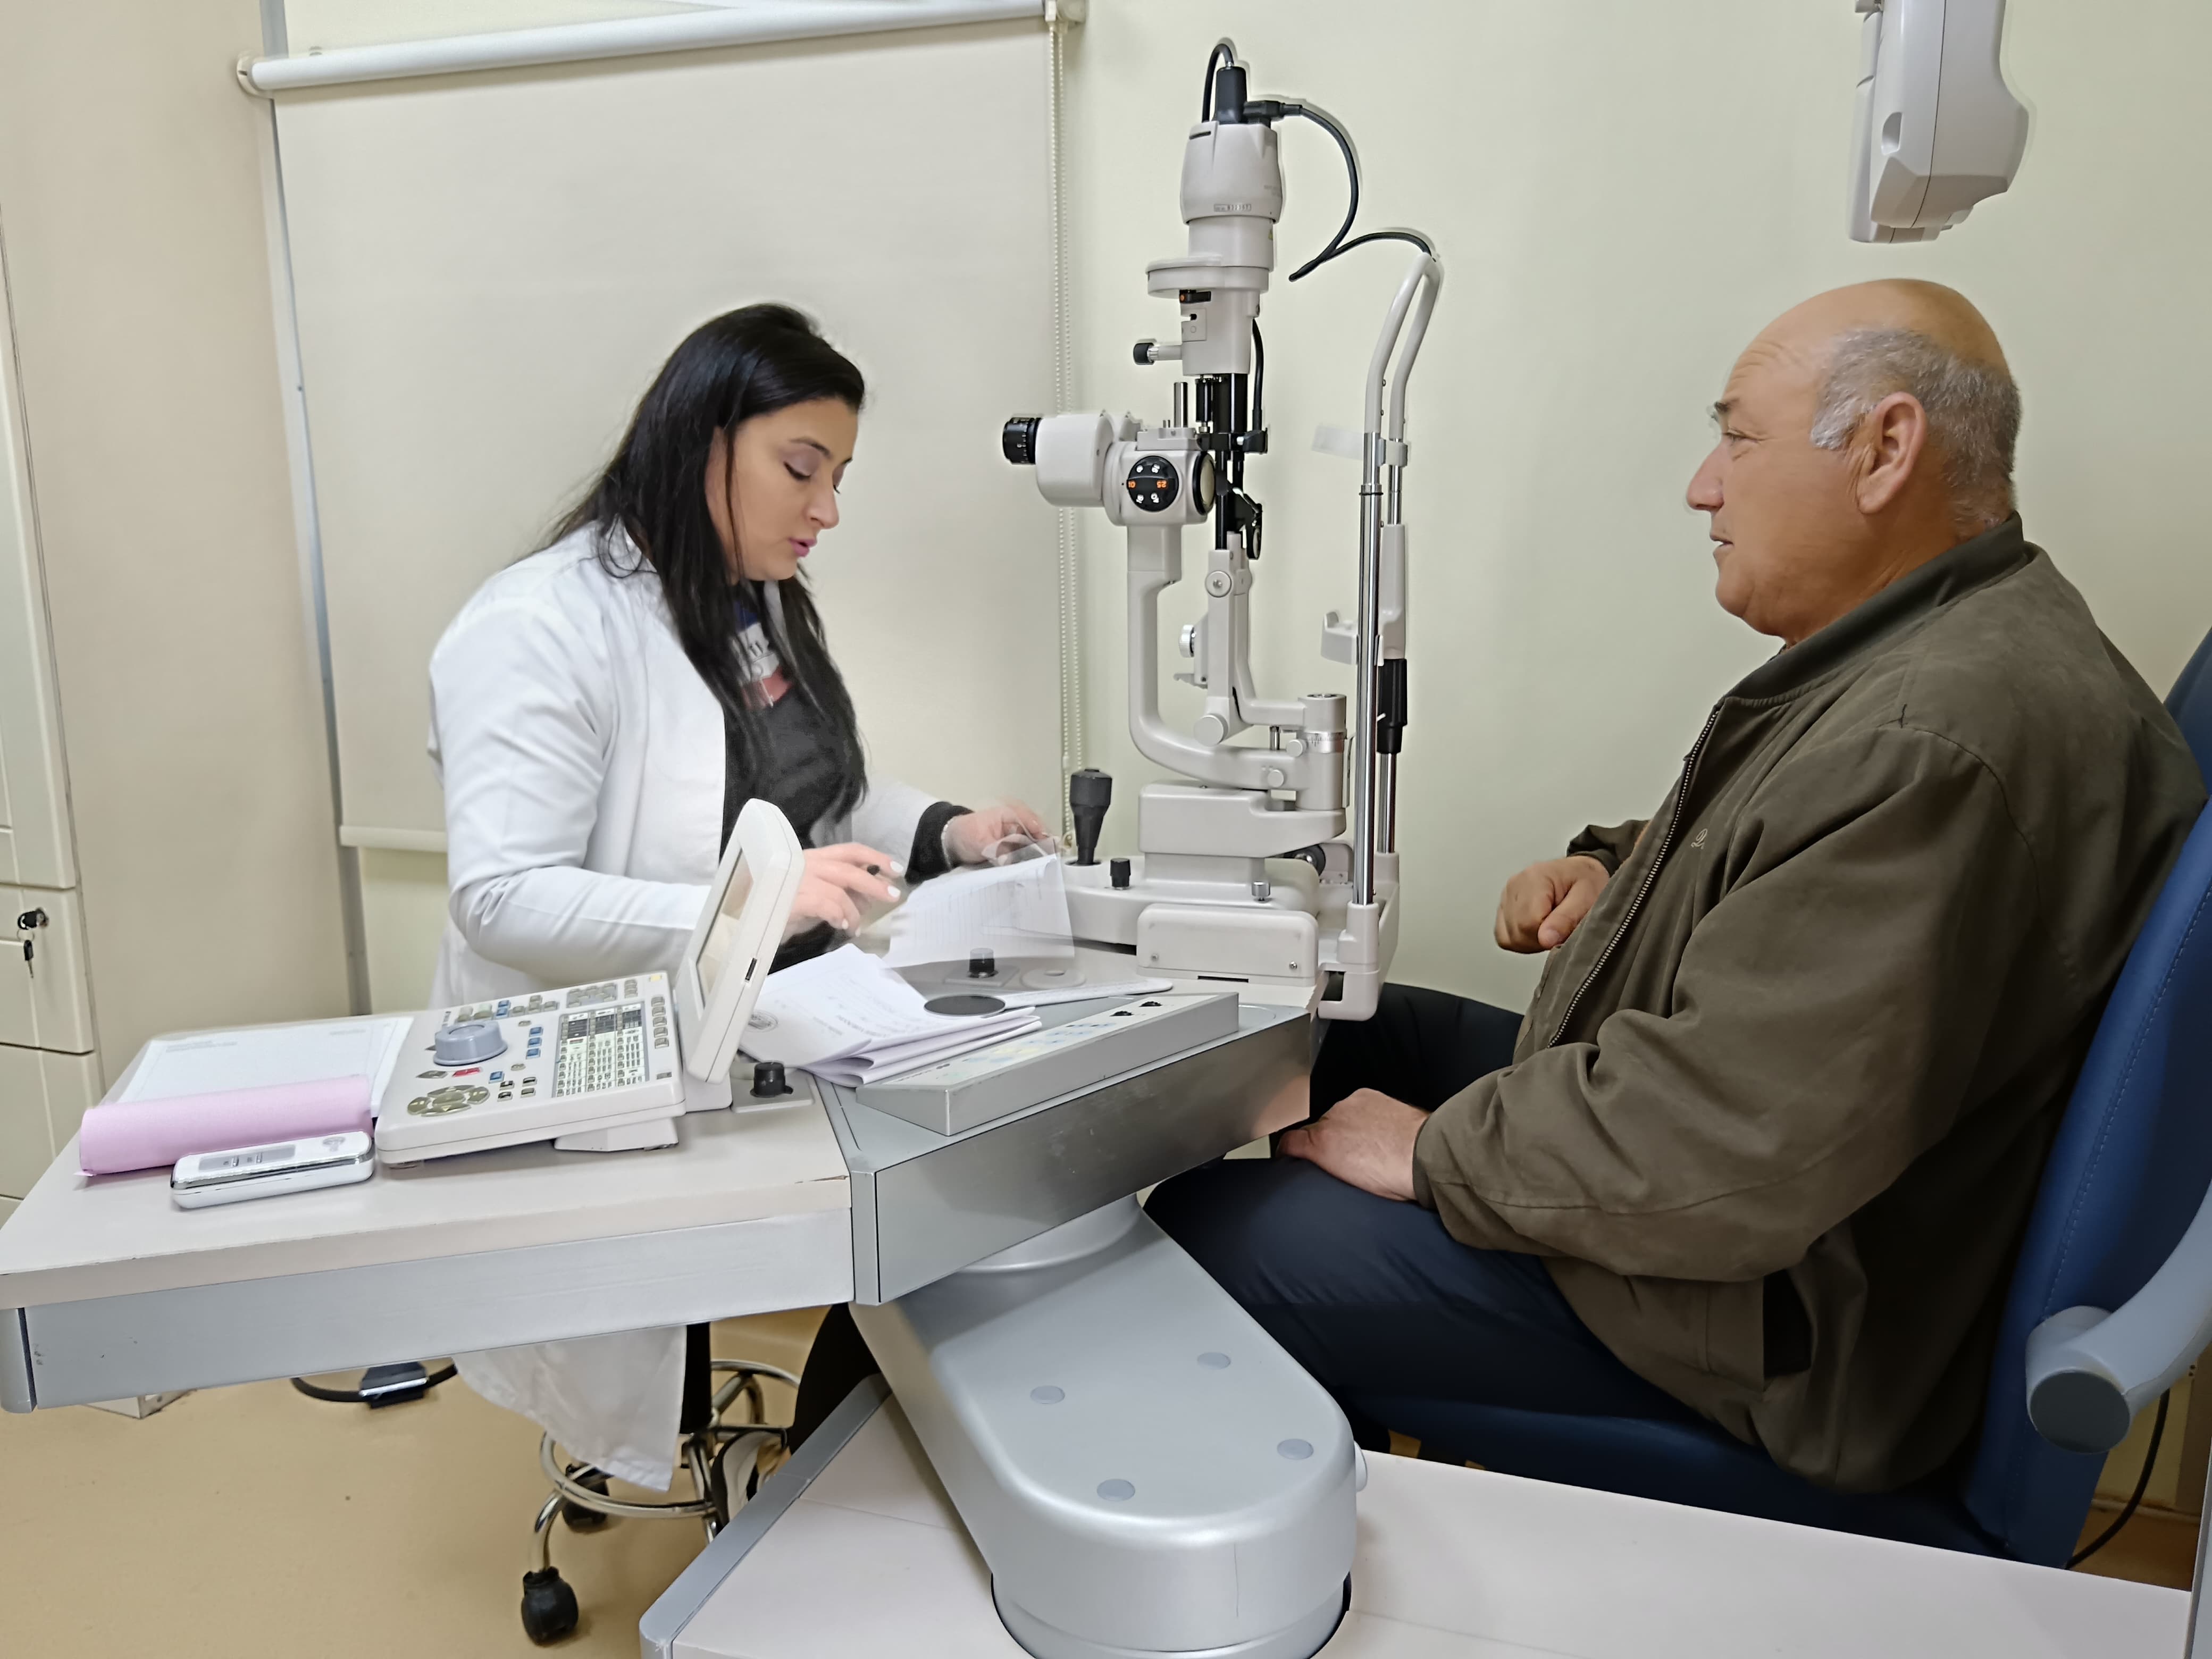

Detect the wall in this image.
[1059,0,2212,1011]
[0,2,351,1077]
[0,2,2201,1035]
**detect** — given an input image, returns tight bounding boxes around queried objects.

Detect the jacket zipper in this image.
[1548,701,1727,1047]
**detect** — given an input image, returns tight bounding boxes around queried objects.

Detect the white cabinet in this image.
[0,884,93,1053]
[0,232,99,1201]
[0,1042,98,1198]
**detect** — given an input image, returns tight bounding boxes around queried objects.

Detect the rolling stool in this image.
[519,1325,795,1644]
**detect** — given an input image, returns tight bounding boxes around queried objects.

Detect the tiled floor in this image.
[0,1308,2194,1655]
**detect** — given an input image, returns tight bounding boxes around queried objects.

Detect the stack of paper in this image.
[742,945,1040,1086]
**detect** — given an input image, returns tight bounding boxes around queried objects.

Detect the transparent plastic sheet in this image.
[883,856,1075,969]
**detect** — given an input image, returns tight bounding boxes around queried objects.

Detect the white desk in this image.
[645,1383,2190,1659]
[0,976,1303,1413]
[0,1085,850,1411]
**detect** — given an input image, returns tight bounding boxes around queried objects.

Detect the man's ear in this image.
[1851,391,1929,516]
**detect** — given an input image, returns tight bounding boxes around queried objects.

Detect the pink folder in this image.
[78,1076,373,1176]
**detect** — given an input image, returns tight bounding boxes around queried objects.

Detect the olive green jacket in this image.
[1411,520,2205,1492]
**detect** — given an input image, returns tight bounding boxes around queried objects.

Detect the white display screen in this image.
[694,854,756,1002]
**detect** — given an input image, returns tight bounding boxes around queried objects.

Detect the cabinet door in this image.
[0,235,75,893]
[0,882,93,1053]
[0,1042,98,1199]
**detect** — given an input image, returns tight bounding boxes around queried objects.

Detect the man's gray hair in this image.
[1809,328,2021,531]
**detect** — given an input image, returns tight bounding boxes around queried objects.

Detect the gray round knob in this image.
[433,1019,507,1066]
[1178,623,1199,658]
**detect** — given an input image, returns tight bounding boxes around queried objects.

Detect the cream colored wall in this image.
[0,2,351,1078]
[1061,0,2212,1012]
[0,1,2196,1037]
[359,851,448,1013]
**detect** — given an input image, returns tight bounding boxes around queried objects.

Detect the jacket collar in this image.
[1730,516,2033,703]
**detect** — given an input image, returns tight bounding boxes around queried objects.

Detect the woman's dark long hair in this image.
[552,303,869,821]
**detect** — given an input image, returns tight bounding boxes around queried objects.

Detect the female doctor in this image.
[429,304,1048,1487]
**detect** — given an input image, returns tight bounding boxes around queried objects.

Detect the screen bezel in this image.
[674,798,805,1085]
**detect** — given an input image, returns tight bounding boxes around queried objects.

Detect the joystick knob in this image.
[750,1061,793,1100]
[1070,768,1112,867]
[432,1019,506,1066]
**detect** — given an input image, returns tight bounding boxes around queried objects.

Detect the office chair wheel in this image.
[520,1566,579,1645]
[560,1467,611,1531]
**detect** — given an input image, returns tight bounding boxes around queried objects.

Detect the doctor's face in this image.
[709,398,858,584]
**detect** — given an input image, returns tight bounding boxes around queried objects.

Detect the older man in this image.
[1147,280,2206,1494]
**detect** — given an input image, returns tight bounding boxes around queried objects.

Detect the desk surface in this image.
[0,1088,848,1310]
[657,1393,2188,1659]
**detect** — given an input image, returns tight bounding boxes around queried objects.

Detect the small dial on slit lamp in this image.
[1124,456,1180,513]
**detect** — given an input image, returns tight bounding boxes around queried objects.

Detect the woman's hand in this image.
[786,843,902,936]
[943,802,1054,866]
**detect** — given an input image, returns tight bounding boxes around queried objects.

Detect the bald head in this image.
[1766,279,2009,374]
[1687,282,2023,647]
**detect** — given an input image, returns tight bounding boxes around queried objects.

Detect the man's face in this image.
[1684,334,1864,646]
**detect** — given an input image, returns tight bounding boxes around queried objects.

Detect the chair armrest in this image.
[2026,1179,2212,1454]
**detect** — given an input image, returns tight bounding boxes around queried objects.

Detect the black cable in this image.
[1251,321,1265,437]
[2068,1389,2170,1567]
[1200,39,1237,120]
[290,1363,458,1405]
[1284,105,1360,282]
[1305,229,1435,269]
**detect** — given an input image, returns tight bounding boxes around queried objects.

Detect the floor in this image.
[0,1310,2195,1655]
[0,1309,822,1658]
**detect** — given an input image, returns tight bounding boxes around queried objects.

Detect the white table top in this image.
[0,1088,848,1310]
[671,1396,2189,1659]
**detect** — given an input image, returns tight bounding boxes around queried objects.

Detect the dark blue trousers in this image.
[1146,984,1697,1451]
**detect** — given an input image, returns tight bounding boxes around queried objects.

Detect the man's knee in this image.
[1148,1157,1440,1310]
[1147,1159,1327,1303]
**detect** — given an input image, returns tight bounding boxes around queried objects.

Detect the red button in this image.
[454,1067,481,1076]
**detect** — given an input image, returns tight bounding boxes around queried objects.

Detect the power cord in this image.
[1199,38,1237,120]
[1198,49,1432,282]
[2068,1388,2169,1567]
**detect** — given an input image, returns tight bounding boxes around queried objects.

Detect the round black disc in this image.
[925,994,1007,1016]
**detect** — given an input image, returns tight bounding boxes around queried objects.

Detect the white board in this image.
[273,20,1061,844]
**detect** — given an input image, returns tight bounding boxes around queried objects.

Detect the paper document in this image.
[743,945,1040,1086]
[882,857,1074,969]
[119,1017,412,1107]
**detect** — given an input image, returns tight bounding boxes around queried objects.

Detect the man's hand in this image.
[1277,1090,1426,1202]
[1494,854,1611,953]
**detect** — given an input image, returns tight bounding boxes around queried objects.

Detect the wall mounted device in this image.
[1848,0,2029,242]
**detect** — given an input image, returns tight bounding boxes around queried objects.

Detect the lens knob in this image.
[432,1019,506,1066]
[1002,416,1041,465]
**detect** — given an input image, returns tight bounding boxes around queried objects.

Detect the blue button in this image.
[490,1071,504,1080]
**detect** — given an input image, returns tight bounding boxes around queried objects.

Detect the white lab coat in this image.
[428,525,935,1487]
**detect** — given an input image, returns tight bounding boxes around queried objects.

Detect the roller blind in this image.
[271,19,1060,846]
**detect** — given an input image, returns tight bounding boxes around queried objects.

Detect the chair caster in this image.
[520,1566,579,1645]
[560,1468,611,1530]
